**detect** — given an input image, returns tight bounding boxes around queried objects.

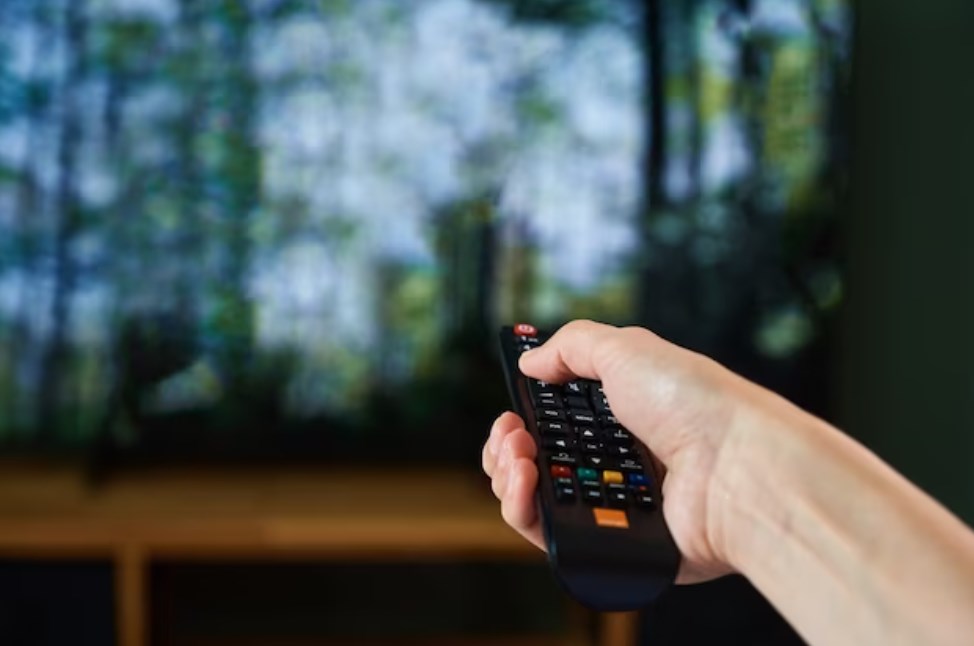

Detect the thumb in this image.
[517,320,619,384]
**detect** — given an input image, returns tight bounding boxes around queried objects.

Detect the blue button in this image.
[627,473,650,487]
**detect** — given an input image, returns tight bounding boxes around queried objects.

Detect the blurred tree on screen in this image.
[0,0,849,446]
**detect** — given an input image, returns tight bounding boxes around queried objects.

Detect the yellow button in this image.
[602,470,623,484]
[593,508,629,529]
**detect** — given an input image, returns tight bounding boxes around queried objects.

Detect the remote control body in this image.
[499,324,680,611]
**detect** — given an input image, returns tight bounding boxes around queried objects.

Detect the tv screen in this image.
[0,0,850,460]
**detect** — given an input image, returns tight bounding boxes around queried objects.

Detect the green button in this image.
[576,467,599,482]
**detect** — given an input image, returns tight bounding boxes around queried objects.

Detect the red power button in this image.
[514,323,537,337]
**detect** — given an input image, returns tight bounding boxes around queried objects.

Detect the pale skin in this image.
[482,320,974,646]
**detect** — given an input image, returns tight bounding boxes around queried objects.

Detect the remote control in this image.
[498,323,680,611]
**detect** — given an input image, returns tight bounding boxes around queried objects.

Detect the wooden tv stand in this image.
[0,464,639,646]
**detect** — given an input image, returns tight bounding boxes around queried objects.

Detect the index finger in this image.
[517,319,619,384]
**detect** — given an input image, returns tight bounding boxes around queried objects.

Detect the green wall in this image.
[839,0,974,523]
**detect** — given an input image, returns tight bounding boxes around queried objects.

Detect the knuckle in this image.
[618,325,653,341]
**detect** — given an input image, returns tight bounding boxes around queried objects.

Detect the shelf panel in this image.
[0,465,538,559]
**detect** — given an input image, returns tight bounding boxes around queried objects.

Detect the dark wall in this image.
[643,2,974,643]
[839,0,974,524]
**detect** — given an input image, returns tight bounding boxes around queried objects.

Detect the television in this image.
[0,0,851,465]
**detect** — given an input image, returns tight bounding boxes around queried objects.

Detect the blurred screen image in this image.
[0,0,850,454]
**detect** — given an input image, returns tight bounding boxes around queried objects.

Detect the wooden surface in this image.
[0,464,638,646]
[0,464,537,559]
[599,612,641,646]
[116,545,147,646]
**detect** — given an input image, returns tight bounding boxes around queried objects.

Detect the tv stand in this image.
[0,464,639,646]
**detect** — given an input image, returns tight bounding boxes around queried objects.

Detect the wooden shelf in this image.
[0,464,638,646]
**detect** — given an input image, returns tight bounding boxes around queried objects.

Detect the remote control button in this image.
[576,427,599,441]
[606,484,629,507]
[633,489,656,509]
[614,457,643,472]
[627,473,651,487]
[593,507,629,529]
[602,470,624,485]
[564,381,587,397]
[590,383,605,397]
[565,396,591,411]
[576,467,599,483]
[516,335,541,346]
[530,379,559,396]
[534,392,561,408]
[548,452,577,466]
[581,442,603,455]
[543,436,574,451]
[581,483,603,505]
[607,444,637,458]
[569,410,596,425]
[539,421,571,436]
[514,323,538,337]
[550,465,572,479]
[531,382,562,407]
[554,476,574,488]
[594,395,612,414]
[537,408,566,422]
[585,455,608,468]
[555,485,577,503]
[605,429,634,445]
[599,414,621,426]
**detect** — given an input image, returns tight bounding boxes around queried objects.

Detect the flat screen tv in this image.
[0,0,851,465]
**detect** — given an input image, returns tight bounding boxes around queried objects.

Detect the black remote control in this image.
[498,323,680,611]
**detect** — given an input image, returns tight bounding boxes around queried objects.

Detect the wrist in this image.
[705,375,974,646]
[705,376,832,575]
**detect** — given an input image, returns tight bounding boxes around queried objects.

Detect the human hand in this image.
[483,320,759,583]
[485,321,974,645]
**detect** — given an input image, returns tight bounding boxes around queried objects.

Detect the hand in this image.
[483,320,752,583]
[485,321,974,645]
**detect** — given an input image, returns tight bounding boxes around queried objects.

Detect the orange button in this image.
[602,470,623,484]
[514,323,538,337]
[593,508,629,529]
